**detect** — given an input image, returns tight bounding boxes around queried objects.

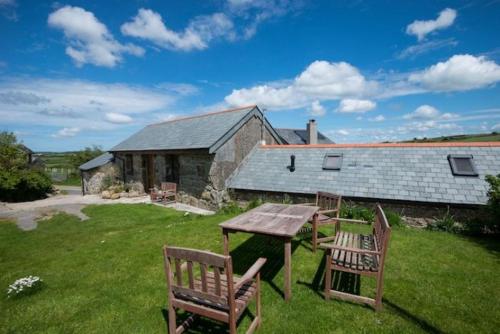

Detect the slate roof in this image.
[227,143,500,205]
[275,128,334,144]
[110,106,282,153]
[79,152,114,171]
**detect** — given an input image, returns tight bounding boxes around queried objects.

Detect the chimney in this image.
[306,119,317,145]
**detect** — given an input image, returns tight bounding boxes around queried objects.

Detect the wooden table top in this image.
[219,203,320,238]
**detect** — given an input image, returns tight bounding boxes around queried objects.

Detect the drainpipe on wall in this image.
[306,119,318,145]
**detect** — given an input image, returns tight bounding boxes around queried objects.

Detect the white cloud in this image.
[493,123,500,131]
[105,112,133,124]
[0,77,177,133]
[121,9,234,51]
[397,38,458,59]
[336,99,376,113]
[308,100,326,116]
[48,6,144,67]
[225,60,376,109]
[409,54,500,91]
[403,105,458,121]
[156,82,199,96]
[52,127,80,138]
[370,115,385,122]
[406,8,457,41]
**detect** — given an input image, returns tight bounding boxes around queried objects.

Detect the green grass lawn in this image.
[1,204,499,333]
[53,175,82,187]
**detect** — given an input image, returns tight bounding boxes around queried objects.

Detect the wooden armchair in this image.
[151,182,177,203]
[163,246,267,334]
[322,204,391,311]
[308,192,368,252]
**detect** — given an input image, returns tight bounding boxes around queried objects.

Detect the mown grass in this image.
[0,204,499,333]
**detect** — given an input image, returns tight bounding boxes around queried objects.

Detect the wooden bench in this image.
[151,182,177,203]
[163,246,266,334]
[322,204,391,311]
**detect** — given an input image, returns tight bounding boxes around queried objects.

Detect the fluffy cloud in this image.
[370,115,385,122]
[121,9,234,51]
[48,6,144,67]
[336,99,376,113]
[225,60,376,109]
[493,123,500,131]
[52,127,80,138]
[409,54,500,91]
[309,100,326,116]
[105,112,133,124]
[0,77,176,132]
[406,8,457,41]
[403,105,457,120]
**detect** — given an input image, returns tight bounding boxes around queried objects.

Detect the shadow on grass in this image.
[230,234,300,298]
[464,234,500,258]
[383,299,444,334]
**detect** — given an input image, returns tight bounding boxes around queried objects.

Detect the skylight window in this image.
[448,154,478,177]
[323,154,342,170]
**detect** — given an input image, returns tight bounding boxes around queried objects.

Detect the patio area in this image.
[0,203,498,333]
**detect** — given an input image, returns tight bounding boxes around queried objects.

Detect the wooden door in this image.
[141,154,155,190]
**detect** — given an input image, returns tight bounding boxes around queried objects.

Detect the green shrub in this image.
[245,198,263,211]
[340,202,375,222]
[0,169,53,202]
[218,201,243,215]
[384,209,403,227]
[427,208,458,233]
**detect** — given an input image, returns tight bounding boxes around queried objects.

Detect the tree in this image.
[0,131,52,202]
[69,145,103,169]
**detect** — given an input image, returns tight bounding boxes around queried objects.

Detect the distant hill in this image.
[401,132,500,143]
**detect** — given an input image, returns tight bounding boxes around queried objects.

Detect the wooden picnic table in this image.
[219,203,319,301]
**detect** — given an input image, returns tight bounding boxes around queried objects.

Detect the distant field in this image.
[36,152,76,168]
[402,132,500,143]
[36,152,80,185]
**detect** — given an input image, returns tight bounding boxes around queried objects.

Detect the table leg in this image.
[284,238,292,302]
[223,229,229,256]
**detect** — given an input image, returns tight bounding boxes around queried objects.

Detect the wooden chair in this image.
[151,182,177,203]
[163,246,267,334]
[307,192,368,252]
[322,204,391,311]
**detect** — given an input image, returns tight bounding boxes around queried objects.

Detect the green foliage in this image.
[485,174,500,224]
[384,209,403,227]
[69,145,103,169]
[245,198,263,211]
[0,132,53,202]
[339,202,375,222]
[218,201,243,215]
[427,208,458,233]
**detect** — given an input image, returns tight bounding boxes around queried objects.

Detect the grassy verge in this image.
[0,204,499,333]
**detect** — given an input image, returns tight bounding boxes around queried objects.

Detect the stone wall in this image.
[230,189,485,225]
[82,163,118,194]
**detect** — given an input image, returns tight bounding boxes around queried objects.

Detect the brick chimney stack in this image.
[306,119,317,145]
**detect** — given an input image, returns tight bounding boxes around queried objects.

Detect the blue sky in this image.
[1,0,500,151]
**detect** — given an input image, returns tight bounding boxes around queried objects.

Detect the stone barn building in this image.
[81,106,285,209]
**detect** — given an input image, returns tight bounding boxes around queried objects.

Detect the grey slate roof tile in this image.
[227,145,500,205]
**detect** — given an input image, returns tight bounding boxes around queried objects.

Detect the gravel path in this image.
[0,192,214,231]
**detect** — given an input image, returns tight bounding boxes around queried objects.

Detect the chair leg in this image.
[324,253,332,300]
[168,305,176,334]
[375,273,384,311]
[256,273,261,328]
[312,218,318,253]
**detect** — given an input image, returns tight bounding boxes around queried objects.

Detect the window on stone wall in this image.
[448,154,478,176]
[125,154,133,175]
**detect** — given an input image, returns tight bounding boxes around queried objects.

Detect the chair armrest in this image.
[320,243,380,255]
[234,257,267,291]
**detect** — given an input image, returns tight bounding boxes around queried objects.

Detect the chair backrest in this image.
[316,191,342,217]
[163,246,234,310]
[161,182,177,192]
[373,204,391,261]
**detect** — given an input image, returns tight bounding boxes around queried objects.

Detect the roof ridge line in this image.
[262,142,500,148]
[149,105,257,126]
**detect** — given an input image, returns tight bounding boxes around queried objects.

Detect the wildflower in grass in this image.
[6,276,43,298]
